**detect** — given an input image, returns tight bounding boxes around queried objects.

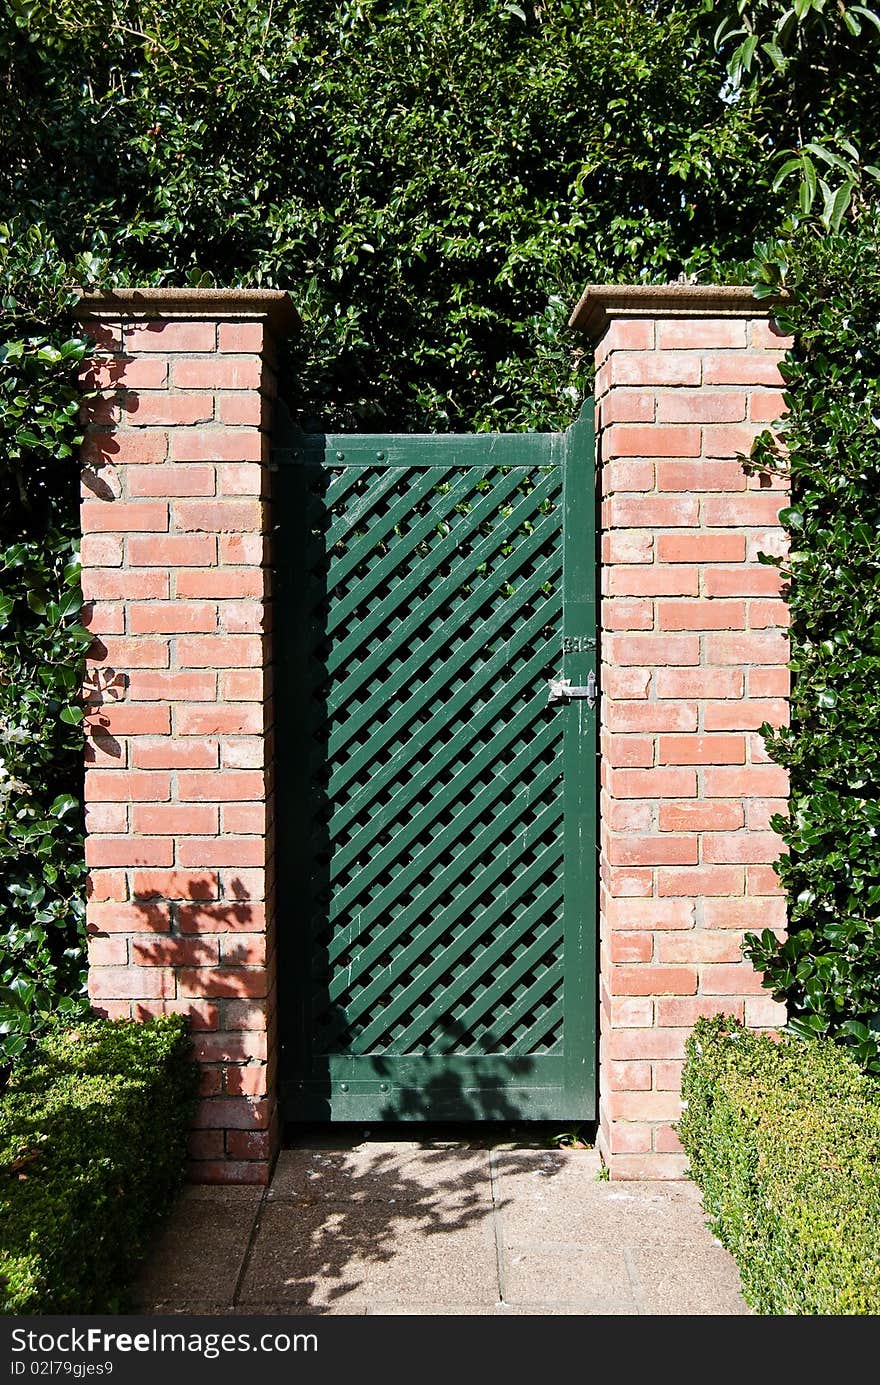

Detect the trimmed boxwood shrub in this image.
[678,1015,880,1316]
[0,1014,196,1314]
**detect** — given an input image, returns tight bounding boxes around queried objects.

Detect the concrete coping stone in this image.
[74,286,300,333]
[569,283,787,338]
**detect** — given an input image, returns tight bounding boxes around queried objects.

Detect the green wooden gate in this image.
[275,403,597,1123]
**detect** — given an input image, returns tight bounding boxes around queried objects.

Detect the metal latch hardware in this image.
[547,670,597,708]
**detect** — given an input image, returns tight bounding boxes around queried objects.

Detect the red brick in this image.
[603,867,654,898]
[609,496,700,528]
[608,996,653,1026]
[128,393,214,427]
[702,897,787,930]
[657,864,744,897]
[87,897,171,930]
[132,870,219,901]
[127,670,217,701]
[225,1070,269,1100]
[608,1028,686,1060]
[750,320,793,349]
[705,630,788,665]
[128,535,216,567]
[704,566,782,597]
[656,320,747,350]
[659,801,744,831]
[609,566,699,597]
[653,1074,685,1101]
[173,498,264,532]
[216,462,267,497]
[744,997,788,1028]
[223,999,271,1030]
[220,601,265,635]
[702,352,785,386]
[703,494,787,526]
[604,532,653,565]
[193,1032,267,1063]
[82,429,169,467]
[86,869,128,902]
[609,933,653,964]
[220,738,266,769]
[188,1159,271,1185]
[88,936,129,966]
[655,996,745,1026]
[654,668,743,699]
[603,461,655,494]
[176,704,264,735]
[657,391,746,424]
[217,869,267,900]
[80,534,124,567]
[84,732,127,768]
[750,390,788,423]
[81,357,169,391]
[176,636,264,668]
[604,898,695,931]
[656,933,746,965]
[658,735,745,765]
[703,765,789,798]
[128,465,217,497]
[81,570,169,601]
[610,1153,689,1179]
[219,534,265,565]
[658,600,745,630]
[656,533,745,563]
[700,962,769,995]
[190,1095,269,1129]
[173,356,262,389]
[178,770,264,802]
[178,839,267,867]
[128,602,217,635]
[85,769,171,801]
[91,1001,132,1021]
[89,965,176,1000]
[170,428,263,463]
[603,735,654,769]
[611,352,701,387]
[85,704,171,736]
[702,831,783,865]
[606,424,702,459]
[704,699,789,731]
[222,803,267,834]
[746,798,787,831]
[616,965,697,996]
[607,634,700,666]
[178,968,268,999]
[608,767,696,799]
[220,669,265,700]
[132,739,218,769]
[83,603,125,635]
[85,837,174,868]
[220,934,267,965]
[85,803,127,834]
[603,800,654,833]
[217,323,266,353]
[602,597,653,631]
[133,936,219,967]
[132,804,219,835]
[608,837,698,867]
[658,459,748,493]
[125,320,216,352]
[176,569,266,599]
[750,599,789,629]
[217,393,264,427]
[608,1060,653,1090]
[606,702,697,733]
[748,864,785,894]
[188,1130,225,1161]
[606,1090,683,1121]
[89,635,169,669]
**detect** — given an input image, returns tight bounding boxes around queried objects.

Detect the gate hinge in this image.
[547,670,597,708]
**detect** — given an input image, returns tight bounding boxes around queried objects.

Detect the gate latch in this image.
[547,670,597,708]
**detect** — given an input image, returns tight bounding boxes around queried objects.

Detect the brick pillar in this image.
[75,288,299,1185]
[569,285,792,1178]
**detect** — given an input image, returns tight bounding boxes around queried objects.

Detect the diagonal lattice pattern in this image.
[295,452,565,1060]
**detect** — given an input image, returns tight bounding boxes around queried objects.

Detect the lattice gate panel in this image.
[276,409,596,1122]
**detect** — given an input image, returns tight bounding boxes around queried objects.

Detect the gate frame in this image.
[76,284,790,1182]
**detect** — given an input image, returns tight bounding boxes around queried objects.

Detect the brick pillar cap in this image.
[74,286,300,334]
[569,284,786,339]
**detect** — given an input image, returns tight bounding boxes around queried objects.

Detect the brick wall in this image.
[76,289,298,1184]
[570,285,791,1177]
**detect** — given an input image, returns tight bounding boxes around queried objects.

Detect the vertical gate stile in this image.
[275,406,597,1124]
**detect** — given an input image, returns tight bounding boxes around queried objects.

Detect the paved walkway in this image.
[134,1137,750,1316]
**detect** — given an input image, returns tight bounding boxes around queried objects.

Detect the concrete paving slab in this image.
[501,1243,638,1311]
[497,1176,713,1246]
[237,1199,499,1310]
[626,1243,752,1316]
[134,1186,263,1313]
[268,1144,491,1206]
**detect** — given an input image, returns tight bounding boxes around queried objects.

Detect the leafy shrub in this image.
[678,1015,880,1315]
[0,224,101,1066]
[0,1014,196,1313]
[743,212,880,1072]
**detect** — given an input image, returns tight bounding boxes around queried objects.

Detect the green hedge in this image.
[0,1015,196,1314]
[678,1015,880,1315]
